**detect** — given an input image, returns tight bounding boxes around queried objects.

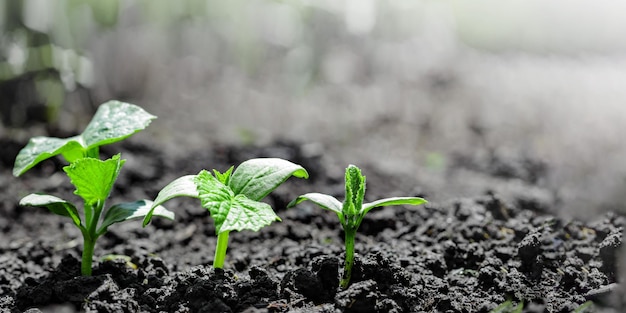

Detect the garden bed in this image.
[0,138,622,312]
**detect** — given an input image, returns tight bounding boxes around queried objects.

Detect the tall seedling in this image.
[14,101,174,275]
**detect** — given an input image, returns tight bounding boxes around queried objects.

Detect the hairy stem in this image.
[340,228,356,289]
[214,231,230,269]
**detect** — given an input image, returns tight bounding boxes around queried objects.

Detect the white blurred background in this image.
[2,0,626,218]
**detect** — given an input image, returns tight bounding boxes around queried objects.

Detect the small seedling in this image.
[19,154,174,275]
[143,158,309,268]
[288,165,427,288]
[13,101,173,276]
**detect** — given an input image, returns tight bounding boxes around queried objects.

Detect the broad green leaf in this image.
[229,158,309,201]
[81,100,155,147]
[99,200,174,235]
[194,170,235,233]
[13,137,84,176]
[361,197,427,216]
[64,154,125,206]
[287,193,343,215]
[219,195,280,233]
[343,165,365,218]
[20,193,82,227]
[195,170,280,234]
[143,175,199,226]
[151,175,200,207]
[13,101,155,177]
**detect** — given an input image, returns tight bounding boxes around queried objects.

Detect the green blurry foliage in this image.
[0,0,119,127]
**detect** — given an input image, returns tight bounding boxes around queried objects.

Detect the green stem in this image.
[340,229,356,289]
[85,146,99,159]
[81,236,96,276]
[81,201,103,276]
[214,231,230,269]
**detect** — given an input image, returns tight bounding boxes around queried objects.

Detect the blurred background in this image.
[2,0,626,218]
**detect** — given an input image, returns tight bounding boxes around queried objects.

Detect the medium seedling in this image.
[13,101,174,276]
[143,158,309,268]
[288,165,427,288]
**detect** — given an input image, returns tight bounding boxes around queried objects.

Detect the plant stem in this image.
[81,201,103,276]
[81,236,96,276]
[340,228,356,289]
[214,231,230,268]
[85,146,99,159]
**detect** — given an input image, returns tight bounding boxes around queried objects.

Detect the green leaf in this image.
[151,175,200,207]
[361,197,427,216]
[64,154,125,206]
[573,301,594,313]
[221,195,280,233]
[13,101,155,177]
[194,170,235,233]
[343,165,365,218]
[287,192,343,215]
[19,193,82,227]
[229,158,309,201]
[99,200,174,235]
[13,137,84,176]
[213,166,234,185]
[143,175,199,226]
[195,170,280,234]
[81,100,156,147]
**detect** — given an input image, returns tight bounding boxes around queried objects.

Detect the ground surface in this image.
[0,136,623,313]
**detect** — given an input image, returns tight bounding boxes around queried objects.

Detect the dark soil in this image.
[0,137,623,313]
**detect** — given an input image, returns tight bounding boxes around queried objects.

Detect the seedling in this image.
[19,154,174,275]
[13,101,173,276]
[143,158,309,268]
[288,165,427,288]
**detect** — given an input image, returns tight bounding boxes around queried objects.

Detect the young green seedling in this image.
[13,101,172,276]
[143,158,309,268]
[13,100,155,177]
[288,165,427,289]
[19,154,174,276]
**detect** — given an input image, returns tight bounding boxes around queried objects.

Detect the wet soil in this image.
[0,138,623,312]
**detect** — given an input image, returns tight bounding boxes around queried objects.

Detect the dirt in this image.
[0,136,623,313]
